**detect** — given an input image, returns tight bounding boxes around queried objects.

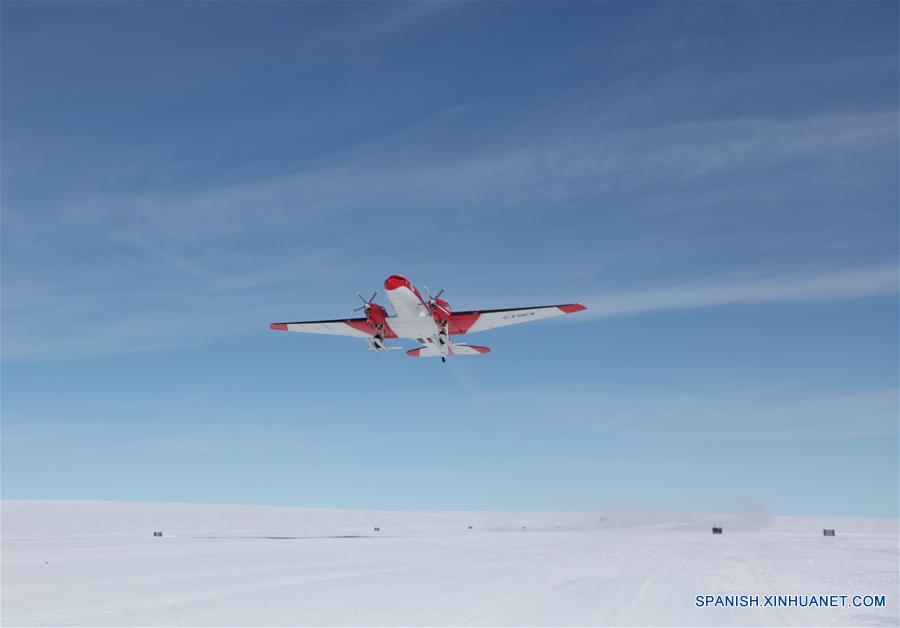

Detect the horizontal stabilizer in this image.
[406,343,491,358]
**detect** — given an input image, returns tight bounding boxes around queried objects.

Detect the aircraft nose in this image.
[384,275,411,291]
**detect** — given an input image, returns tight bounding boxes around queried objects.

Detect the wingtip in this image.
[269,323,289,331]
[558,303,587,314]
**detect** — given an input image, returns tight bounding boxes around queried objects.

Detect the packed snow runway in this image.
[2,501,896,626]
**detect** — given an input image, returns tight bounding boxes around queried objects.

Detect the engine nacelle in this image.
[430,298,452,324]
[365,303,389,329]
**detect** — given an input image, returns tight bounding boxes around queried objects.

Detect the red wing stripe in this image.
[558,303,587,313]
[346,319,399,338]
[272,318,398,338]
[382,320,399,338]
[448,312,481,335]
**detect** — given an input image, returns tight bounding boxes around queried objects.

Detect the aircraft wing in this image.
[269,318,376,337]
[448,303,587,335]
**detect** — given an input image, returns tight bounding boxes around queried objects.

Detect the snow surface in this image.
[2,501,897,626]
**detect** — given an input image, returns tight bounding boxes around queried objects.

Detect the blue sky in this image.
[2,2,897,517]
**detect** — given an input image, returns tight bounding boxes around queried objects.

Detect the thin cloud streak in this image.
[582,266,898,319]
[2,111,895,361]
[7,110,894,243]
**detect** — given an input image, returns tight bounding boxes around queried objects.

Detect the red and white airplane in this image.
[269,274,587,362]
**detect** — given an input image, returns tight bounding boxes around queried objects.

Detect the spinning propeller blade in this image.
[354,291,378,312]
[424,286,446,307]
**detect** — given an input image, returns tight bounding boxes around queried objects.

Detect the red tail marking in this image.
[384,275,411,291]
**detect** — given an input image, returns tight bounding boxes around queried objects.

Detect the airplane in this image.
[269,274,587,362]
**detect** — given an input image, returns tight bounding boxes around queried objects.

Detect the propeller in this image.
[354,291,378,312]
[423,286,445,309]
[424,286,450,320]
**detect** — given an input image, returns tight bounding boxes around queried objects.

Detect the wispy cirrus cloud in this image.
[579,266,898,320]
[2,110,896,361]
[474,387,899,441]
[7,109,894,244]
[3,263,894,362]
[311,1,455,46]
